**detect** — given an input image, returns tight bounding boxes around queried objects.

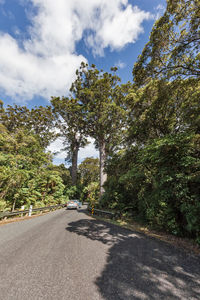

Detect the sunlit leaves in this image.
[133,0,200,86]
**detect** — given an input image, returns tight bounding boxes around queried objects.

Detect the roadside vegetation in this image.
[0,0,199,244]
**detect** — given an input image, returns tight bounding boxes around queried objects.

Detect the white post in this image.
[20,205,25,217]
[29,205,32,217]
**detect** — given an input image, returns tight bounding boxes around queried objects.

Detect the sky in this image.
[0,0,166,165]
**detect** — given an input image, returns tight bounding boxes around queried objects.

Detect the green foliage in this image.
[0,104,56,147]
[51,96,88,185]
[65,185,79,199]
[133,0,200,86]
[48,164,71,194]
[126,78,200,145]
[77,157,100,203]
[83,182,100,207]
[78,157,99,187]
[104,133,200,242]
[100,1,199,245]
[0,125,67,211]
[71,62,130,195]
[71,63,130,153]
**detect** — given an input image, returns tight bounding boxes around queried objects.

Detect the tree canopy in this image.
[70,62,130,195]
[51,96,88,185]
[133,0,200,86]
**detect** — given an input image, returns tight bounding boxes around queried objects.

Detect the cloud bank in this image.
[0,0,151,101]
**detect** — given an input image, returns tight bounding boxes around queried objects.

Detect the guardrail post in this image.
[20,206,24,217]
[0,204,65,221]
[29,205,32,217]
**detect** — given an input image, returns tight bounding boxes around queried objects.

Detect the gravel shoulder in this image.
[91,214,200,256]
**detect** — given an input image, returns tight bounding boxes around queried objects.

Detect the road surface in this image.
[0,207,200,300]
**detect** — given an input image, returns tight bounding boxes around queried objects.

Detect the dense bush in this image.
[78,157,100,204]
[103,133,200,243]
[0,127,68,211]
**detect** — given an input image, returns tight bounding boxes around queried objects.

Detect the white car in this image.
[67,200,81,209]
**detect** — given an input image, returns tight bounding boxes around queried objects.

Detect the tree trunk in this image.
[71,144,79,186]
[99,140,107,196]
[12,198,16,212]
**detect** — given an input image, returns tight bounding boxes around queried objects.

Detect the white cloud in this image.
[47,137,98,164]
[116,60,126,69]
[0,33,85,101]
[154,4,165,20]
[156,4,165,11]
[47,137,66,159]
[78,138,99,162]
[86,4,151,56]
[0,0,151,101]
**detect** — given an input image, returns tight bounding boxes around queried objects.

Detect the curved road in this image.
[0,207,200,300]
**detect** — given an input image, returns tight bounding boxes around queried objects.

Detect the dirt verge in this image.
[89,212,200,256]
[0,210,54,226]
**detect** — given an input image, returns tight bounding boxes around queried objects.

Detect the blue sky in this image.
[0,0,166,164]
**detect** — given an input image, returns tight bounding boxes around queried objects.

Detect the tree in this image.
[0,127,50,210]
[129,0,200,144]
[0,126,66,211]
[71,63,129,196]
[126,78,200,145]
[104,132,200,242]
[133,0,200,86]
[0,103,56,147]
[50,163,71,187]
[78,157,100,187]
[51,96,88,185]
[0,104,29,131]
[78,157,100,203]
[29,106,56,147]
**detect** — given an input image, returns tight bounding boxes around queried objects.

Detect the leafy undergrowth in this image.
[90,213,200,256]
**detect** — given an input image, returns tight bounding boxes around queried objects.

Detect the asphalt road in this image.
[0,207,200,300]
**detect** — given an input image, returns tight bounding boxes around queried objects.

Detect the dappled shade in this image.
[66,218,200,300]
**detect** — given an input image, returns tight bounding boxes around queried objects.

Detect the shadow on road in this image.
[66,218,200,300]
